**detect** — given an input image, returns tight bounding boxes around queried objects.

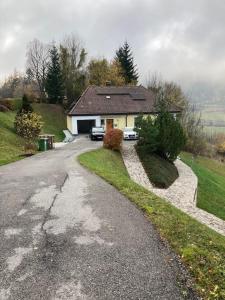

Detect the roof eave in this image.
[67,110,181,117]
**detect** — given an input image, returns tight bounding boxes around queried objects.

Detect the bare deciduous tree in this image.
[146,72,187,110]
[26,39,50,101]
[146,72,163,94]
[181,104,208,156]
[59,34,87,104]
[62,34,86,71]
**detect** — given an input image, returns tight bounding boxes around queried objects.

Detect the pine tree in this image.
[116,41,138,84]
[19,94,33,114]
[45,46,64,104]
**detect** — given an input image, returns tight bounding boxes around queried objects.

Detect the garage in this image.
[77,119,96,133]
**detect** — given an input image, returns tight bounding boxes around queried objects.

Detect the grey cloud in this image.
[1,0,225,93]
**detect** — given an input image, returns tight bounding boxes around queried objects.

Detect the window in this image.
[101,119,105,126]
[92,127,104,133]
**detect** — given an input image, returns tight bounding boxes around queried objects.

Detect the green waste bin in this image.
[38,134,55,150]
[38,138,49,151]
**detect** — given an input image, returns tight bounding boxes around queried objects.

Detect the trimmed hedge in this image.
[0,98,22,111]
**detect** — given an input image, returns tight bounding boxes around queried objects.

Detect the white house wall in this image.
[71,116,101,134]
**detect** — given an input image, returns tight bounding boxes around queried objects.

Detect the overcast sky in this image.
[1,0,225,90]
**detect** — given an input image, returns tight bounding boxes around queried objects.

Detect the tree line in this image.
[0,34,213,158]
[0,35,138,108]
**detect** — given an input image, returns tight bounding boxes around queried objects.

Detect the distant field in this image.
[199,104,225,136]
[199,104,225,113]
[204,126,225,135]
[202,112,225,121]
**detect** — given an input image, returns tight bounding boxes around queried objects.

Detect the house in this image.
[67,85,181,134]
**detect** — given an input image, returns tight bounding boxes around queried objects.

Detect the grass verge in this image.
[136,146,178,188]
[78,148,225,300]
[181,152,225,221]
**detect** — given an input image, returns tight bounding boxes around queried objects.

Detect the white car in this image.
[123,127,138,140]
[90,127,105,141]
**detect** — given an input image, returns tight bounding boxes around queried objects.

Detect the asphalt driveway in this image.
[0,136,196,299]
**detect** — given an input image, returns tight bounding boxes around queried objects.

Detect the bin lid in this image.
[39,134,55,137]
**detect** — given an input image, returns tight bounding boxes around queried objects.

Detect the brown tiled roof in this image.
[68,85,181,116]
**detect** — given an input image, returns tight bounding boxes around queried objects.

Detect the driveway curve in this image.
[0,136,196,300]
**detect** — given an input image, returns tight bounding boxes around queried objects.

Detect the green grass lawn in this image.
[0,103,66,166]
[181,152,225,221]
[78,148,225,300]
[33,103,66,142]
[136,146,178,188]
[0,111,24,165]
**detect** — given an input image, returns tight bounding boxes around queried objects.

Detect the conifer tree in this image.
[45,45,64,104]
[116,41,138,84]
[19,94,33,114]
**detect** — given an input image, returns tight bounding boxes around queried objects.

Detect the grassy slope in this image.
[33,103,66,142]
[78,148,225,300]
[0,111,24,165]
[136,146,178,188]
[181,152,225,221]
[0,104,66,166]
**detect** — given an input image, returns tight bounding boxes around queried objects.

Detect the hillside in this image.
[181,152,225,220]
[33,103,66,142]
[0,111,24,165]
[0,104,66,166]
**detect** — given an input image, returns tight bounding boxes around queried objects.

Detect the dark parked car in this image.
[90,127,105,140]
